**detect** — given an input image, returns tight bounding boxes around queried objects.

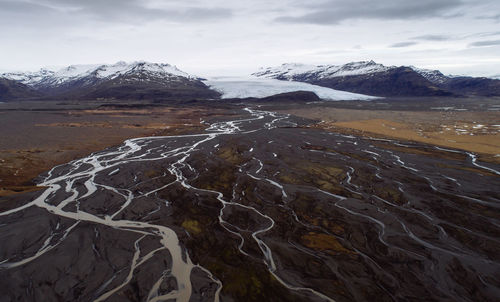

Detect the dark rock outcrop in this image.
[0,78,40,101]
[308,67,453,97]
[254,61,500,97]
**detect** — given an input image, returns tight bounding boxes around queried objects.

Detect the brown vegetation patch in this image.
[436,163,498,177]
[0,103,231,195]
[279,160,346,195]
[0,186,45,197]
[297,213,345,236]
[301,232,354,255]
[216,145,247,166]
[181,220,202,235]
[330,119,500,158]
[280,106,500,163]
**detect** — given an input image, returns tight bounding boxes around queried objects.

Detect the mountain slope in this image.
[254,61,500,97]
[309,66,452,97]
[254,61,391,80]
[0,78,40,101]
[0,62,220,101]
[86,70,221,100]
[438,77,500,97]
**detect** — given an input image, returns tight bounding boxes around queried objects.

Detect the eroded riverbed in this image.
[0,107,499,301]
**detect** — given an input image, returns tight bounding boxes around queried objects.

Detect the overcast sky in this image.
[1,0,499,76]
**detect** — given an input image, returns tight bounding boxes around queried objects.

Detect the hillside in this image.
[254,61,500,97]
[0,62,220,101]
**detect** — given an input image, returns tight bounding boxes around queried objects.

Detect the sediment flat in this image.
[0,102,499,301]
[0,100,234,196]
[278,97,500,163]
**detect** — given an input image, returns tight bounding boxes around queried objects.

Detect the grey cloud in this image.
[0,0,232,24]
[390,42,418,48]
[479,31,500,37]
[275,0,464,25]
[0,0,55,14]
[476,14,500,22]
[462,31,500,39]
[0,0,68,27]
[412,34,453,41]
[441,12,464,19]
[468,40,500,47]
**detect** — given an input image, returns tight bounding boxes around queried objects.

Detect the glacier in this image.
[203,76,378,101]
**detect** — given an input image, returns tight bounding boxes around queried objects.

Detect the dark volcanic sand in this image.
[0,107,499,301]
[0,100,234,195]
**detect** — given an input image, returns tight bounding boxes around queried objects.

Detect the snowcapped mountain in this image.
[254,61,449,85]
[253,61,391,80]
[254,61,447,83]
[3,60,499,101]
[0,61,219,101]
[408,66,449,84]
[1,61,192,89]
[3,68,57,87]
[0,61,382,102]
[254,61,452,97]
[253,61,500,97]
[0,78,40,101]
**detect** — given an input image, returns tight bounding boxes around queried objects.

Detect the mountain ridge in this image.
[2,61,193,87]
[0,61,219,101]
[0,78,41,101]
[253,61,500,97]
[2,60,500,101]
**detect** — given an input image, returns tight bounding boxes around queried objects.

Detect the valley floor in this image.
[0,100,234,196]
[277,97,500,164]
[1,97,498,195]
[0,104,498,301]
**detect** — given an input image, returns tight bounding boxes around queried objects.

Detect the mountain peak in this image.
[252,61,459,97]
[0,61,193,88]
[0,61,220,101]
[253,60,391,80]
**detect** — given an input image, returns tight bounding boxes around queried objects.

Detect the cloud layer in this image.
[390,42,418,48]
[0,0,499,77]
[469,39,500,47]
[412,35,454,41]
[275,0,464,24]
[0,0,232,24]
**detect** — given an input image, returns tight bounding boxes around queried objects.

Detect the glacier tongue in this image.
[203,76,378,101]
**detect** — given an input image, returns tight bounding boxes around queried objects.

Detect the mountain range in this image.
[0,61,219,102]
[253,61,500,97]
[1,60,500,102]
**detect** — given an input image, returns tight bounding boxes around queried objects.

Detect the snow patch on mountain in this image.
[253,61,392,80]
[1,61,192,88]
[409,66,448,84]
[204,77,378,101]
[56,64,101,80]
[3,69,56,86]
[254,61,464,86]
